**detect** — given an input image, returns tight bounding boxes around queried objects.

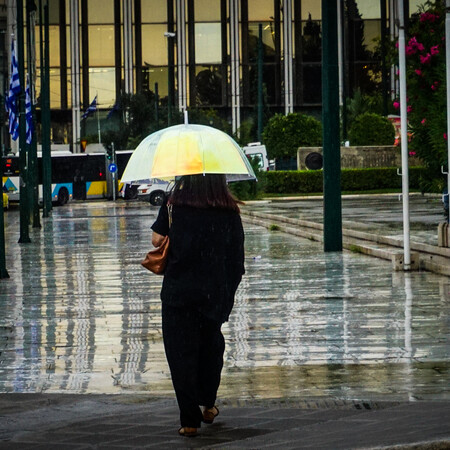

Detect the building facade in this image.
[1,0,424,151]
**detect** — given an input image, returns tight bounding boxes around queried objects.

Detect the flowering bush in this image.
[393,0,447,190]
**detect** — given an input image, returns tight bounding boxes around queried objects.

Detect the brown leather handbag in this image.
[141,235,170,274]
[141,205,172,275]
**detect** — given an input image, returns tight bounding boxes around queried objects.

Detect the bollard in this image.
[392,252,419,271]
[437,222,449,247]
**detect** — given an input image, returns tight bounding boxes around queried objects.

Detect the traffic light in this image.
[105,143,113,160]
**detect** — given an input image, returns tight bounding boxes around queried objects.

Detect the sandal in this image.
[178,427,198,437]
[202,406,219,424]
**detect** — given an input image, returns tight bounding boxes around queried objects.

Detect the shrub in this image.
[264,167,426,194]
[348,113,396,146]
[262,113,322,160]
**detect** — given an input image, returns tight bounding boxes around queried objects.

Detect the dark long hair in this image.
[169,174,241,212]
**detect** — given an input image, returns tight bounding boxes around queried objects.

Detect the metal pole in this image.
[26,0,40,229]
[0,175,10,278]
[97,97,101,143]
[257,23,263,141]
[445,0,450,218]
[322,0,343,252]
[165,32,175,125]
[17,0,31,244]
[42,1,52,216]
[112,142,116,201]
[338,0,348,140]
[155,82,159,125]
[397,0,411,269]
[380,0,389,116]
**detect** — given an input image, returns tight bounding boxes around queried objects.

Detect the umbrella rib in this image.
[199,128,206,175]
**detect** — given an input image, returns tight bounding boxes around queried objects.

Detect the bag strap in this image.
[167,204,173,228]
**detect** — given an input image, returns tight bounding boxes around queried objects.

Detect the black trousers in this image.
[162,303,225,428]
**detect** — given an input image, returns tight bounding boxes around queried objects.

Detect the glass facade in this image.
[4,0,419,146]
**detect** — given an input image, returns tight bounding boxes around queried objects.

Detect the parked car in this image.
[120,183,138,200]
[137,180,171,206]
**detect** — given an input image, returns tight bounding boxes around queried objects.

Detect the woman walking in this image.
[151,174,245,437]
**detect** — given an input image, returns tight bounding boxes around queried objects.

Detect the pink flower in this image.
[409,151,416,156]
[431,84,437,91]
[444,133,448,141]
[415,69,422,76]
[420,53,432,64]
[406,45,416,55]
[393,101,400,110]
[430,45,439,55]
[407,105,413,113]
[395,41,399,48]
[420,12,439,23]
[406,37,425,54]
[421,118,426,124]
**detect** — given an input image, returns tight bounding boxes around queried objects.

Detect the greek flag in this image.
[6,39,21,141]
[107,101,119,119]
[25,74,34,144]
[81,95,97,119]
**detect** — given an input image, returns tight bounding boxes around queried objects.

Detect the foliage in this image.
[348,112,396,146]
[101,92,234,150]
[229,157,267,200]
[345,89,394,126]
[264,167,427,194]
[390,0,447,189]
[234,119,255,147]
[262,113,322,160]
[187,108,231,134]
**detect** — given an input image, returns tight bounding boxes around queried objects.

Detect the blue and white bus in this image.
[2,150,133,205]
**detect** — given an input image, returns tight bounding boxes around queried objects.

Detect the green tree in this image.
[262,113,322,160]
[348,112,395,146]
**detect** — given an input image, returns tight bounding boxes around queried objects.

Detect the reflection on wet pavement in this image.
[0,201,449,401]
[253,195,445,246]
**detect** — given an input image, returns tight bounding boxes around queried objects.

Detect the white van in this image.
[243,142,270,171]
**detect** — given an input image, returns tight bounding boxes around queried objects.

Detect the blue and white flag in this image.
[25,74,34,144]
[107,101,119,119]
[6,39,21,141]
[81,95,97,119]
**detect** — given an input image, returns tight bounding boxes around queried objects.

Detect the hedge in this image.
[264,167,427,194]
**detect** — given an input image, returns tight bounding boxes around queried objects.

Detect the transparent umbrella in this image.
[121,124,256,184]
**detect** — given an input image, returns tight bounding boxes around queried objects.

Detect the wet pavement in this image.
[0,197,449,448]
[252,193,447,246]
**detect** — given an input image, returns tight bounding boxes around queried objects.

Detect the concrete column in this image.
[176,0,187,111]
[283,0,293,114]
[70,0,81,150]
[229,0,240,135]
[123,0,134,94]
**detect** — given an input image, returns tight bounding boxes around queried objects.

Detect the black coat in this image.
[151,203,245,323]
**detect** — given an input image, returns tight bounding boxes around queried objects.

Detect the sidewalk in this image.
[1,395,449,448]
[1,198,449,448]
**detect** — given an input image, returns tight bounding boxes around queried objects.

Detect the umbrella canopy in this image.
[120,124,256,184]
